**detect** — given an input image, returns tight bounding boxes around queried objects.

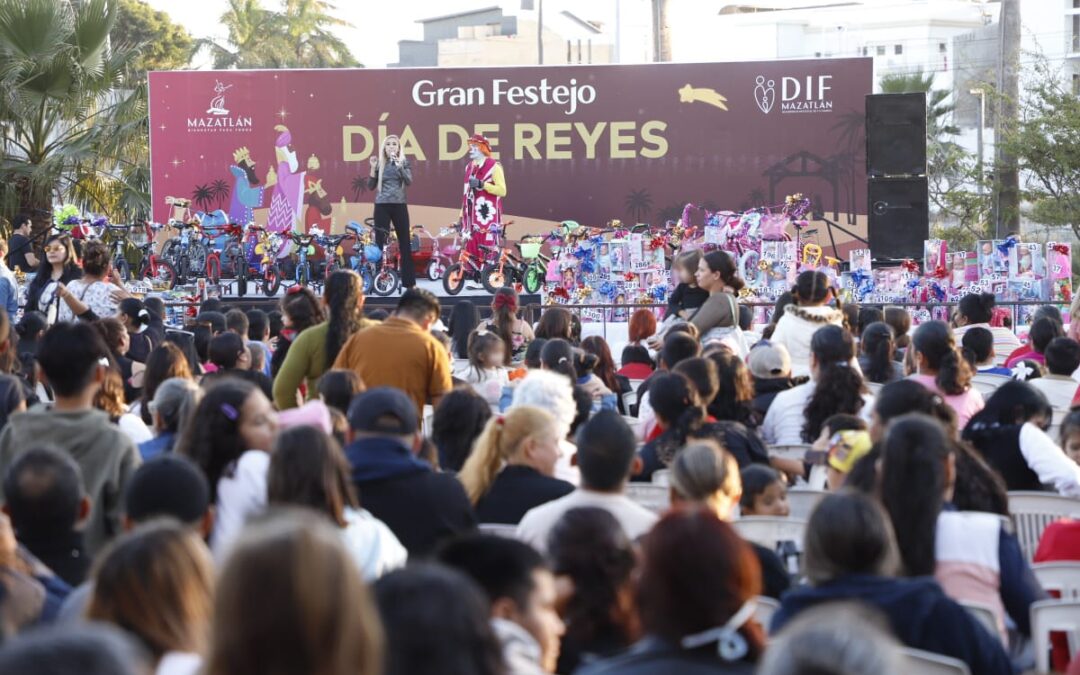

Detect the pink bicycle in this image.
[427,224,464,281]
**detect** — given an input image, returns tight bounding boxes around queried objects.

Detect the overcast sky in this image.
[144,0,707,67]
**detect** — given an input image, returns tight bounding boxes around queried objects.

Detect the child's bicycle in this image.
[442,222,505,296]
[346,220,399,296]
[426,225,463,282]
[289,229,320,289]
[133,223,178,289]
[249,226,283,297]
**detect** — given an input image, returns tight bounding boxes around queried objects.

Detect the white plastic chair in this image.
[959,600,1000,640]
[899,647,971,675]
[971,373,1011,398]
[1030,599,1080,675]
[478,523,520,539]
[1007,491,1080,561]
[622,390,638,415]
[865,381,884,395]
[651,469,671,487]
[754,595,780,634]
[733,516,807,550]
[786,489,827,521]
[1048,407,1071,445]
[1032,562,1080,600]
[625,483,670,513]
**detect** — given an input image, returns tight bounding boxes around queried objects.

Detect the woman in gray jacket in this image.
[368,134,415,288]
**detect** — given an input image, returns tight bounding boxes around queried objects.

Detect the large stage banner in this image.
[149,59,872,240]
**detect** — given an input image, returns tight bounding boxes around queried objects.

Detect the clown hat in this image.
[467,134,492,153]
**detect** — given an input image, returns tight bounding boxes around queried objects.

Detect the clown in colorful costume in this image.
[460,134,507,259]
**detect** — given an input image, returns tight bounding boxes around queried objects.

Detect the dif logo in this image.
[754,75,834,114]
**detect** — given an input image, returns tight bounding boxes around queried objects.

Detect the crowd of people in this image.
[0,226,1078,674]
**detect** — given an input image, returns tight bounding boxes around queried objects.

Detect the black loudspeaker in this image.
[868,177,929,260]
[866,93,927,177]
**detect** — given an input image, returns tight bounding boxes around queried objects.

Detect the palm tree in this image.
[0,0,147,227]
[196,0,357,69]
[192,184,215,212]
[282,0,357,67]
[879,71,959,137]
[211,179,231,209]
[196,0,282,69]
[351,174,369,201]
[624,188,652,222]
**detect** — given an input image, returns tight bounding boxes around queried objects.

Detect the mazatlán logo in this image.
[187,80,253,132]
[755,75,834,114]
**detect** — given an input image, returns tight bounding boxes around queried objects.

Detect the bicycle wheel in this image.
[427,256,447,281]
[206,255,221,284]
[146,258,177,290]
[359,266,374,295]
[480,264,507,295]
[189,242,208,277]
[160,239,179,265]
[115,258,131,284]
[297,261,310,288]
[261,264,281,297]
[222,243,245,278]
[523,263,543,294]
[373,268,400,297]
[442,264,466,296]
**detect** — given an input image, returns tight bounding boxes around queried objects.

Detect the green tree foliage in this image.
[0,0,149,225]
[1001,59,1080,242]
[111,0,193,77]
[198,0,358,69]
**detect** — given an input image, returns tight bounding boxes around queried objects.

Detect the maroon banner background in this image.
[149,59,872,238]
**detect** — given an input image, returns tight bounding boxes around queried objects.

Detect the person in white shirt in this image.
[762,325,874,446]
[1030,337,1080,410]
[952,292,1022,365]
[769,271,845,378]
[174,379,277,558]
[517,411,657,553]
[267,424,407,581]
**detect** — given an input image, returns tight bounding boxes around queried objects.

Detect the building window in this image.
[939,42,947,53]
[876,45,885,56]
[1074,73,1080,96]
[862,46,868,56]
[1074,14,1080,52]
[895,44,903,55]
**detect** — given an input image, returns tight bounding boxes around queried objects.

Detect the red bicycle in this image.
[135,223,178,289]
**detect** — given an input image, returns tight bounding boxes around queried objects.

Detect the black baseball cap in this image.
[347,387,418,435]
[124,455,210,525]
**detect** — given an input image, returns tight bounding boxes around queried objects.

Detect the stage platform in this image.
[209,278,541,316]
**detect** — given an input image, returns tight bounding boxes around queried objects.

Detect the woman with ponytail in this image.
[858,322,902,384]
[458,405,572,524]
[878,413,1043,650]
[273,270,374,409]
[910,320,984,428]
[770,270,845,377]
[762,325,872,446]
[962,381,1080,496]
[540,338,578,382]
[479,287,534,364]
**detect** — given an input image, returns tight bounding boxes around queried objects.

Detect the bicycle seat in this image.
[105,224,130,231]
[172,221,198,231]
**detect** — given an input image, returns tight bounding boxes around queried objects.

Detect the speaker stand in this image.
[813,213,869,262]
